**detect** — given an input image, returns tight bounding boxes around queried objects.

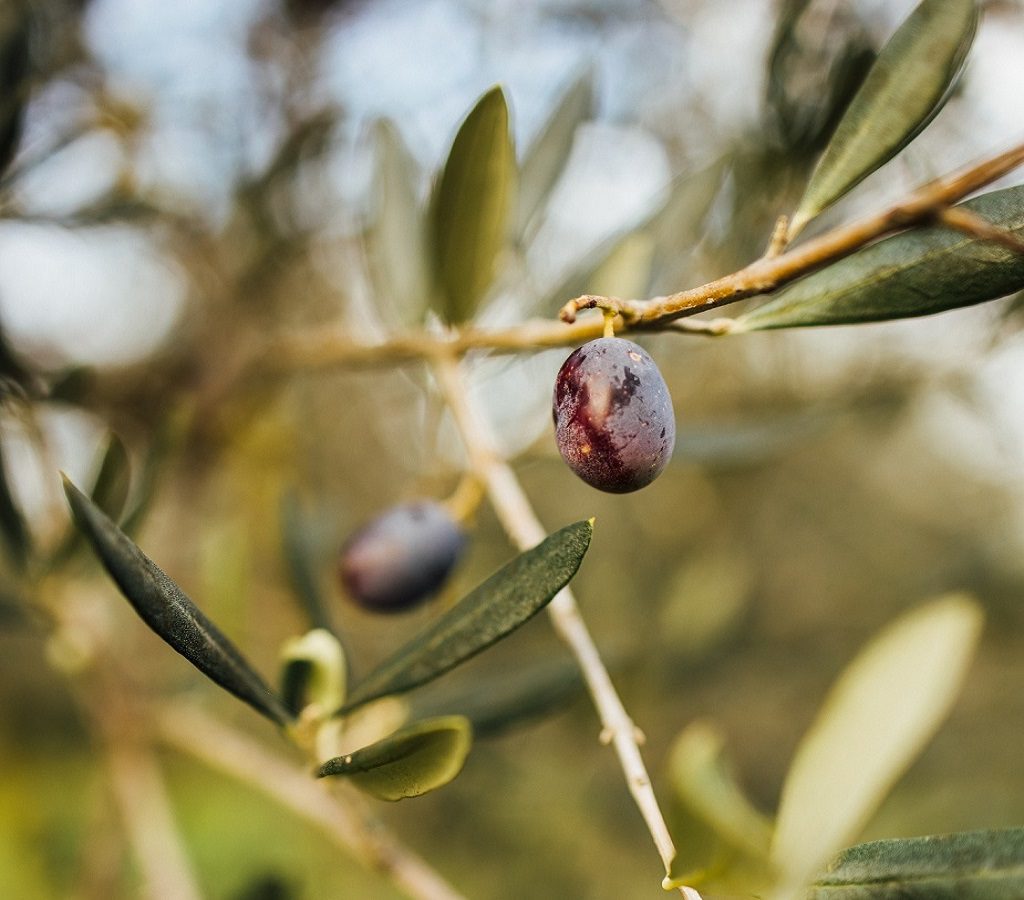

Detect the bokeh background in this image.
[1,0,1024,897]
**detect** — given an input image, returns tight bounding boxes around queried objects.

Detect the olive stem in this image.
[431,353,698,898]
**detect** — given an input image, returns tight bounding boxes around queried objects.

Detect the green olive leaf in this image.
[279,490,335,635]
[789,0,978,239]
[429,86,516,324]
[738,185,1024,330]
[51,431,131,567]
[317,715,472,801]
[771,595,983,895]
[664,720,775,893]
[765,0,876,155]
[0,2,30,177]
[280,628,346,718]
[63,476,292,726]
[340,519,593,713]
[809,828,1024,900]
[517,70,592,237]
[411,655,582,739]
[0,435,30,572]
[365,119,430,327]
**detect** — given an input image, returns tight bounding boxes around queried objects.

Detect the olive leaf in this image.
[429,86,516,324]
[809,828,1024,900]
[340,519,593,713]
[412,655,582,739]
[63,477,292,725]
[765,0,876,155]
[0,1,30,177]
[280,629,346,717]
[770,595,983,895]
[788,0,978,239]
[279,490,334,635]
[51,432,131,567]
[517,70,592,236]
[738,185,1024,330]
[664,720,774,893]
[0,437,30,571]
[365,119,430,327]
[317,715,472,801]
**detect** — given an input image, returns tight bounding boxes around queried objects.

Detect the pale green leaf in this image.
[664,720,774,892]
[587,231,655,300]
[429,86,516,324]
[317,715,472,801]
[738,186,1024,330]
[809,828,1024,899]
[341,519,593,713]
[63,477,292,725]
[517,70,592,236]
[280,629,347,717]
[365,119,430,326]
[789,0,978,238]
[771,595,983,895]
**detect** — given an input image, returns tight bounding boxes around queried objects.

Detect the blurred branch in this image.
[156,704,467,900]
[81,675,203,900]
[430,353,701,900]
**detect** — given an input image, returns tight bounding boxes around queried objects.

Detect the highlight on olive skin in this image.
[552,337,676,493]
[338,501,466,613]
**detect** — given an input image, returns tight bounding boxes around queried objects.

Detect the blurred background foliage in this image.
[1,0,1023,897]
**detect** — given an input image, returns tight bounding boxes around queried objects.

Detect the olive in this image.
[553,337,675,493]
[339,501,465,613]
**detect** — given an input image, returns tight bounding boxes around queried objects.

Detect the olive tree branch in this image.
[430,353,701,900]
[254,140,1024,380]
[559,140,1024,328]
[937,206,1024,254]
[156,704,467,900]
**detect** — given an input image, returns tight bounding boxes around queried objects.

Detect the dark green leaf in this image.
[341,519,593,713]
[412,655,583,739]
[789,0,978,238]
[63,477,292,725]
[429,86,516,324]
[0,436,30,571]
[0,2,30,176]
[810,829,1024,899]
[51,432,131,566]
[279,490,334,634]
[765,0,876,154]
[517,71,592,236]
[739,186,1024,330]
[317,715,472,801]
[365,119,430,326]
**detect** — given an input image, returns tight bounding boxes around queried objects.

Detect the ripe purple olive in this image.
[553,337,675,493]
[339,501,465,613]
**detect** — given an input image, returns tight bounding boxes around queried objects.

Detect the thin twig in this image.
[156,704,466,900]
[430,353,701,899]
[937,206,1024,254]
[560,140,1024,326]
